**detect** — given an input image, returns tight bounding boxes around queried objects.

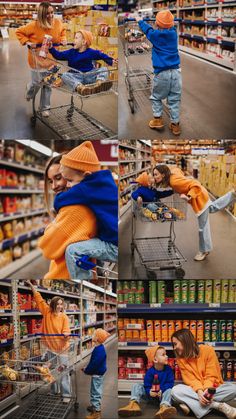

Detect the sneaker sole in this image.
[149,124,164,130]
[154,407,177,419]
[118,411,142,417]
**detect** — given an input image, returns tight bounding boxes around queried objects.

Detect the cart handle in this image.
[124,17,182,23]
[27,42,74,49]
[34,333,80,337]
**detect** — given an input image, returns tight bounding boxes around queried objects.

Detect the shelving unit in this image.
[151,0,236,72]
[0,279,117,413]
[119,140,152,217]
[117,279,236,394]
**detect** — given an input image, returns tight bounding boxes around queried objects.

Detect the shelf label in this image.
[128,374,144,379]
[0,339,7,343]
[119,342,127,346]
[127,363,142,368]
[0,310,5,313]
[148,342,156,347]
[127,324,141,330]
[118,304,127,308]
[150,303,161,308]
[209,303,220,308]
[205,342,216,346]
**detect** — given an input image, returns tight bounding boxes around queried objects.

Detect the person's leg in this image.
[26,70,41,100]
[167,69,182,124]
[197,208,213,254]
[39,84,52,111]
[208,191,236,214]
[150,72,170,124]
[90,376,104,411]
[130,383,146,403]
[155,388,177,418]
[171,384,212,419]
[65,239,118,280]
[118,383,145,416]
[59,355,71,398]
[61,72,84,91]
[94,67,109,82]
[160,388,172,407]
[210,383,236,418]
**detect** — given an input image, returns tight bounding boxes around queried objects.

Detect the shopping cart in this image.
[120,18,181,114]
[76,256,118,285]
[28,44,118,140]
[0,333,80,418]
[131,194,187,279]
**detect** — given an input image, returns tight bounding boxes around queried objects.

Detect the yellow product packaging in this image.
[147,329,154,342]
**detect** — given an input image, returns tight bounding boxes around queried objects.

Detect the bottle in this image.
[151,374,160,393]
[203,387,216,400]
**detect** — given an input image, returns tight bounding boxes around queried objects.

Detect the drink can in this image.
[157,281,165,303]
[226,320,233,342]
[175,320,183,332]
[204,320,211,342]
[181,280,188,304]
[149,281,157,304]
[221,280,229,303]
[173,280,181,304]
[197,280,205,303]
[219,320,226,342]
[161,320,168,342]
[190,320,197,339]
[211,320,219,342]
[197,320,204,342]
[168,320,175,341]
[205,280,213,303]
[213,279,221,303]
[39,34,53,58]
[228,280,236,303]
[189,280,196,303]
[183,320,190,330]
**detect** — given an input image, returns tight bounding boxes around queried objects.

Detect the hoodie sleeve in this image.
[177,359,203,393]
[49,47,72,61]
[92,50,113,66]
[156,190,174,199]
[34,292,49,316]
[203,346,223,390]
[15,21,36,45]
[161,366,174,392]
[138,21,159,44]
[144,368,154,396]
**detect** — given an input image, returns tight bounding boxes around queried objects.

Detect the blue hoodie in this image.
[138,21,180,74]
[84,344,107,376]
[144,365,174,397]
[54,170,118,247]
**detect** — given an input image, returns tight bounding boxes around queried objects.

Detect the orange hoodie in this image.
[38,205,97,279]
[176,345,224,392]
[16,18,66,69]
[34,291,70,353]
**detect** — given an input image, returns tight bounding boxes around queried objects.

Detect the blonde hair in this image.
[37,2,53,29]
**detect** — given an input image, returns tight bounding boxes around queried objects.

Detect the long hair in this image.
[153,164,171,187]
[37,2,53,29]
[44,154,63,213]
[171,329,200,359]
[49,296,64,313]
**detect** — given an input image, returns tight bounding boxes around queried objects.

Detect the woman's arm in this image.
[26,281,49,316]
[15,21,35,46]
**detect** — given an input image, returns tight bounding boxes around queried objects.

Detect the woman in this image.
[171,329,236,419]
[136,164,235,261]
[39,152,97,280]
[26,280,71,403]
[16,2,67,116]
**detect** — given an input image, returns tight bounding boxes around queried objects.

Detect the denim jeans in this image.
[131,383,172,407]
[27,70,51,110]
[150,69,182,123]
[198,191,236,252]
[65,238,118,280]
[90,375,104,411]
[61,67,109,91]
[45,351,71,397]
[172,383,236,419]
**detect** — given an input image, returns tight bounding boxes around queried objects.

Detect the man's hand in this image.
[197,390,211,406]
[150,390,158,398]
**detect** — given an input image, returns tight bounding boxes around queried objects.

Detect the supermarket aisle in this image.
[0,41,117,139]
[118,45,236,139]
[119,205,236,280]
[10,254,49,279]
[69,338,118,419]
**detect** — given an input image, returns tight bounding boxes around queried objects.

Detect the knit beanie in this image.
[135,172,150,187]
[95,328,111,344]
[145,345,161,364]
[60,141,101,173]
[156,10,174,29]
[78,29,93,47]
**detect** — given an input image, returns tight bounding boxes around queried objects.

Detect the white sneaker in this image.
[179,403,190,415]
[62,397,70,404]
[194,252,209,261]
[217,403,236,419]
[41,110,50,117]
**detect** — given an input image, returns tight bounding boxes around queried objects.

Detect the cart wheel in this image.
[31,116,36,127]
[175,267,185,279]
[131,242,135,256]
[74,402,79,411]
[128,98,135,114]
[147,270,157,280]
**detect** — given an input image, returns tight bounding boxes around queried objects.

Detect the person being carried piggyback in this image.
[118,345,177,418]
[49,30,117,95]
[136,10,182,136]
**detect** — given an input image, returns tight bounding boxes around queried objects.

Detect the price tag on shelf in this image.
[148,342,156,347]
[150,304,161,308]
[128,374,144,379]
[127,324,141,330]
[119,342,127,347]
[118,304,127,308]
[0,310,5,313]
[127,363,142,368]
[20,310,25,313]
[0,339,7,343]
[209,303,220,308]
[206,342,216,347]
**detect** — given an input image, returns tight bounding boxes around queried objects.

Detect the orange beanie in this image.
[78,29,93,47]
[95,328,111,344]
[135,172,150,187]
[60,141,101,173]
[156,10,174,29]
[145,345,161,364]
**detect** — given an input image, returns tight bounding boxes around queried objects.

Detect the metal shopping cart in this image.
[0,333,80,418]
[131,194,187,279]
[76,256,118,286]
[120,18,181,114]
[29,44,118,140]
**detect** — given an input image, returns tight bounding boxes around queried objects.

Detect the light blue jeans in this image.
[61,67,109,91]
[27,70,51,110]
[198,191,236,252]
[150,69,182,123]
[45,351,71,398]
[90,375,104,411]
[131,383,172,407]
[172,383,236,419]
[65,238,118,280]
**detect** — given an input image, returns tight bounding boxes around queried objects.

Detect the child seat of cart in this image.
[132,196,187,222]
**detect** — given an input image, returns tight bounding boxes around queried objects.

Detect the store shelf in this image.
[0,209,46,223]
[118,341,236,350]
[84,320,105,328]
[0,338,13,347]
[0,188,43,194]
[0,159,44,174]
[179,45,235,69]
[0,249,42,279]
[105,317,117,323]
[118,303,236,313]
[120,200,131,216]
[0,227,45,252]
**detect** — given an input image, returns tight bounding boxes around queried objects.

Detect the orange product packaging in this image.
[147,329,154,342]
[126,330,133,341]
[190,320,197,339]
[146,320,153,330]
[119,330,126,342]
[197,320,204,342]
[138,319,145,329]
[154,320,162,342]
[133,330,140,341]
[131,319,137,324]
[124,318,130,328]
[183,320,190,329]
[118,319,124,329]
[168,320,175,341]
[161,320,168,342]
[175,320,183,332]
[140,330,147,342]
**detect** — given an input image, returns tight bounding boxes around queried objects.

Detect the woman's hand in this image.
[197,390,211,406]
[26,42,36,49]
[25,280,36,293]
[180,193,191,201]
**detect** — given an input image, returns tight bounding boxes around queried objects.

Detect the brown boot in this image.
[118,400,142,417]
[85,410,101,419]
[149,117,164,130]
[98,80,113,92]
[169,122,181,136]
[154,404,177,419]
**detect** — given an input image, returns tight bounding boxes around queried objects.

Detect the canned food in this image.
[133,330,140,341]
[124,318,130,327]
[147,329,154,342]
[189,280,196,304]
[183,320,190,330]
[226,320,233,342]
[117,282,123,291]
[197,280,205,304]
[157,281,165,303]
[118,319,124,329]
[181,280,188,304]
[137,281,144,292]
[190,320,197,339]
[146,320,153,330]
[219,320,226,342]
[149,281,157,304]
[221,280,229,304]
[228,280,236,303]
[123,293,129,304]
[213,280,221,304]
[173,280,181,304]
[205,280,213,303]
[211,320,219,342]
[175,320,183,332]
[135,293,143,304]
[197,320,204,342]
[118,293,124,303]
[161,320,168,342]
[204,320,211,342]
[226,360,233,381]
[118,330,126,342]
[168,320,175,341]
[140,330,147,342]
[126,330,133,341]
[123,281,129,291]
